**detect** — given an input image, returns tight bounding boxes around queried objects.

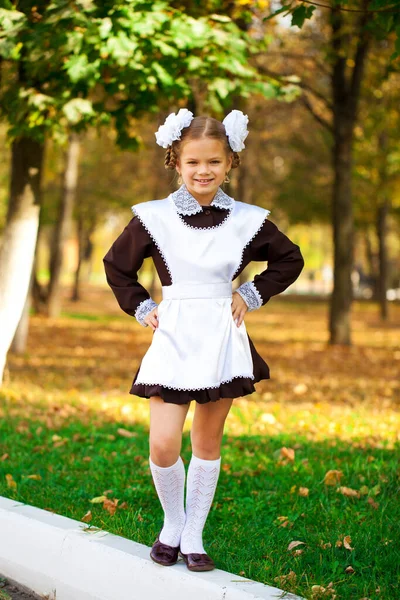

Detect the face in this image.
[176,138,232,202]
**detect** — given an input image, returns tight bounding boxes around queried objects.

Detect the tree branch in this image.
[300,94,334,133]
[297,0,399,13]
[256,63,333,111]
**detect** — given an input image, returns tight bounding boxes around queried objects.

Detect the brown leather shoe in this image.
[179,550,215,571]
[150,532,180,566]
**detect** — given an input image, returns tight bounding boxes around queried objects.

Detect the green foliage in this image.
[265,0,400,59]
[0,0,281,149]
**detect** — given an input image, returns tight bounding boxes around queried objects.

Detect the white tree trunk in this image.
[0,135,44,385]
[0,208,40,382]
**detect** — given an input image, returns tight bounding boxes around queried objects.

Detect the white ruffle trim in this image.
[135,298,158,327]
[133,372,255,391]
[131,207,174,283]
[232,212,270,280]
[236,281,263,311]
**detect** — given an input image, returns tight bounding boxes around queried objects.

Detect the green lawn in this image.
[1,291,399,600]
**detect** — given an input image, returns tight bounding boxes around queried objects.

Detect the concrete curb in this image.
[0,496,303,600]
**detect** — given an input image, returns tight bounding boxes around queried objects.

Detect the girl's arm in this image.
[103,217,157,327]
[236,219,305,311]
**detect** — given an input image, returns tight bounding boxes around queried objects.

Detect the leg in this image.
[149,395,190,466]
[191,396,234,459]
[148,396,191,548]
[180,397,234,557]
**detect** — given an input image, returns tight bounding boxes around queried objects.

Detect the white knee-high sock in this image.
[149,455,186,547]
[180,453,221,555]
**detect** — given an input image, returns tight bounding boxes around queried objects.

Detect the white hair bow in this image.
[222,110,249,152]
[155,108,194,148]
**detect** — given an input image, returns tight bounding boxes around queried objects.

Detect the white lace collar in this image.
[170,183,234,216]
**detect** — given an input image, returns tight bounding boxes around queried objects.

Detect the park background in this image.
[0,1,399,599]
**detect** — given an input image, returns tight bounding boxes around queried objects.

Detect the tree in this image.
[0,0,288,383]
[264,0,400,344]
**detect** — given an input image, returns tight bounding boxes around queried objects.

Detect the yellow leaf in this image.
[90,495,108,503]
[6,474,17,489]
[324,470,343,485]
[23,474,42,481]
[299,487,309,496]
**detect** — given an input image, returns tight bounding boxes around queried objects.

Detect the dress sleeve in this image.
[103,216,158,327]
[236,218,305,311]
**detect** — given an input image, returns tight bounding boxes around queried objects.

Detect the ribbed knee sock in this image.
[180,453,221,555]
[149,455,186,547]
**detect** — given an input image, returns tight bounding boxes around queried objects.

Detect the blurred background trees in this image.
[0,0,399,385]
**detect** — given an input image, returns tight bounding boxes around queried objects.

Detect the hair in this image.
[164,116,241,170]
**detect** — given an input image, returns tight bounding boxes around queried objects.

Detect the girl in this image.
[103,109,305,572]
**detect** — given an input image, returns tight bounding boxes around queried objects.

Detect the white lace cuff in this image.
[236,281,263,311]
[135,298,158,327]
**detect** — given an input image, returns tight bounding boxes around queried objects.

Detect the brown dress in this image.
[103,193,304,405]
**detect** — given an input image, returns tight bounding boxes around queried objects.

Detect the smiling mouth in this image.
[195,179,213,183]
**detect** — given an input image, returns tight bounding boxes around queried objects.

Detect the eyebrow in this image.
[185,157,222,160]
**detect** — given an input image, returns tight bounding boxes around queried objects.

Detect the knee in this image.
[150,433,182,467]
[191,430,223,459]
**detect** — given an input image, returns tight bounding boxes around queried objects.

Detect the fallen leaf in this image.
[324,470,343,486]
[280,447,295,461]
[90,495,108,504]
[337,486,360,498]
[288,540,305,551]
[5,474,17,490]
[343,535,353,550]
[1,454,9,461]
[117,428,137,438]
[299,487,309,496]
[23,474,42,481]
[103,498,119,515]
[81,510,92,523]
[367,497,379,509]
[345,565,355,573]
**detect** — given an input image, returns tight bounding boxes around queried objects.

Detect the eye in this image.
[211,160,220,164]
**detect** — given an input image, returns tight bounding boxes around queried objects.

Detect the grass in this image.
[1,287,399,600]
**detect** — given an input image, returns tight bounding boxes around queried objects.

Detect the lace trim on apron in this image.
[232,211,270,279]
[132,372,255,391]
[131,206,174,283]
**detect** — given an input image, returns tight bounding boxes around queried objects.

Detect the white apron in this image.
[132,194,268,391]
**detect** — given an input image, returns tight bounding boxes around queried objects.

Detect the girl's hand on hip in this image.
[144,307,159,331]
[231,292,248,327]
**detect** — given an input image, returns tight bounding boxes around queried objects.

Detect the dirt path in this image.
[0,576,44,600]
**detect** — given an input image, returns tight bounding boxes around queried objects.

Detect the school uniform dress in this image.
[103,184,305,405]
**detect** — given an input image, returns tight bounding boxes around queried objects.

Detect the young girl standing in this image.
[103,109,305,572]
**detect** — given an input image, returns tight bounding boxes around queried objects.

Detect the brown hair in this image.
[164,116,241,170]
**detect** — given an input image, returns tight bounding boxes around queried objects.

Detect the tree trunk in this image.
[10,263,35,354]
[328,2,370,345]
[376,199,389,320]
[47,132,81,317]
[376,131,390,321]
[329,128,354,345]
[0,136,45,384]
[71,213,85,302]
